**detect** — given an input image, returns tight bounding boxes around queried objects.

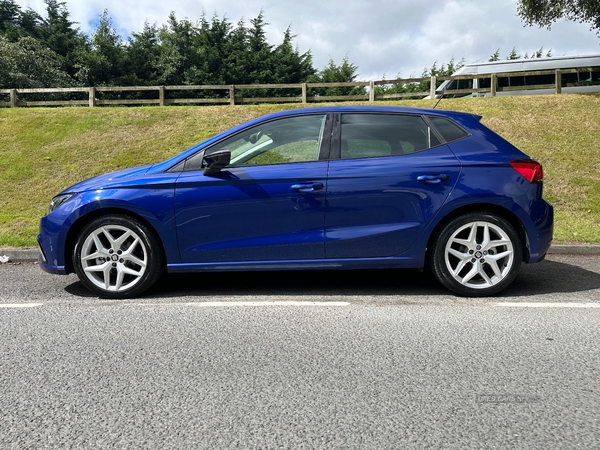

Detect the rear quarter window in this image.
[428,116,469,143]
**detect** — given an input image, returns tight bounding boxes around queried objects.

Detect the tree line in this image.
[1,0,369,98]
[2,0,590,99]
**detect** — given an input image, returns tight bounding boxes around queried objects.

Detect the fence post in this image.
[159,86,166,106]
[369,81,375,102]
[9,89,17,108]
[429,76,437,99]
[88,87,96,107]
[491,74,497,97]
[555,69,562,94]
[229,85,235,105]
[302,83,307,103]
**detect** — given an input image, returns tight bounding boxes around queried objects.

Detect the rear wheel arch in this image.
[428,211,523,296]
[426,203,529,263]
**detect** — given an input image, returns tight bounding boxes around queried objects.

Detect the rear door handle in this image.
[291,182,324,193]
[417,174,450,184]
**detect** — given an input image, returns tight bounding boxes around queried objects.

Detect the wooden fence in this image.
[1,67,599,108]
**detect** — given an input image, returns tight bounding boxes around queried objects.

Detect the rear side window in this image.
[340,114,441,159]
[428,116,469,143]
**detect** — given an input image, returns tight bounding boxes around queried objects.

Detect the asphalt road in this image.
[1,255,599,449]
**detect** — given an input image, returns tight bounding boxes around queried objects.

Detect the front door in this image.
[175,113,331,263]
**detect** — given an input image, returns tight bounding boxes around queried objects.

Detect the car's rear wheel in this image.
[73,215,164,298]
[430,212,522,296]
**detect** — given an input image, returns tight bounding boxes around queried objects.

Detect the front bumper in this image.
[37,224,67,275]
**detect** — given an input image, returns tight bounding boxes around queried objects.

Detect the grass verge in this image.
[1,94,599,247]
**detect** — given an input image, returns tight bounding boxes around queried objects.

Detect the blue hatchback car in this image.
[38,106,553,298]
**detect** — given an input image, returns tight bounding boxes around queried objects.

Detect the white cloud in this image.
[15,0,600,79]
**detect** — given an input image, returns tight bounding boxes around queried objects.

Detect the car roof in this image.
[257,105,482,122]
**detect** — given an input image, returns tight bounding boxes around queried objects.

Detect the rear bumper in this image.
[527,200,553,263]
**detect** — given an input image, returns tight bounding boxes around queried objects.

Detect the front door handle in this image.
[417,174,450,184]
[291,182,324,193]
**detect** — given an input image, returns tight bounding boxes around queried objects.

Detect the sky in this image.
[15,0,600,80]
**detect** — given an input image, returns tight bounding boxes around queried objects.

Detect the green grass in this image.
[1,95,599,247]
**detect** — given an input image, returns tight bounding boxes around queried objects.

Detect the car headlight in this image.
[48,194,73,214]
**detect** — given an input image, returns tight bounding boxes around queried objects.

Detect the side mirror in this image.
[202,149,231,176]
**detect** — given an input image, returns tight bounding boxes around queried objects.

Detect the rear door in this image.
[324,113,461,259]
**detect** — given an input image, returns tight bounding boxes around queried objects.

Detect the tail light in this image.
[510,160,543,183]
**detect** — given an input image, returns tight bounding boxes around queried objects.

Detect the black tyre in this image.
[430,212,522,297]
[73,215,164,298]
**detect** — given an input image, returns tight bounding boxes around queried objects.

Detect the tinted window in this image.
[428,116,468,143]
[562,72,578,85]
[340,114,440,159]
[478,77,491,89]
[445,79,472,91]
[497,76,509,88]
[509,76,525,87]
[526,74,554,85]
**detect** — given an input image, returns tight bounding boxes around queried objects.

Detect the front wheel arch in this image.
[64,208,167,275]
[72,213,165,298]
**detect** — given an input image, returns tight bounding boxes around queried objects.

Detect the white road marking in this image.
[0,303,43,308]
[151,301,351,307]
[186,301,350,307]
[496,302,600,308]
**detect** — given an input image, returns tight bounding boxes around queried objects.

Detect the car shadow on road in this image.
[150,268,445,298]
[63,259,600,299]
[150,259,600,299]
[499,259,600,298]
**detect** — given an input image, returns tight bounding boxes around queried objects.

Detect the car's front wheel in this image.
[73,215,164,298]
[430,212,522,296]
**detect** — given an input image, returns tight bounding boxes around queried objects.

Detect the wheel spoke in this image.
[91,232,103,250]
[486,239,511,251]
[461,264,479,284]
[488,250,512,261]
[120,265,143,277]
[478,267,493,286]
[481,223,491,249]
[83,261,110,273]
[448,247,468,260]
[451,259,469,277]
[114,267,125,291]
[82,251,105,262]
[114,230,134,249]
[451,222,478,249]
[104,265,112,290]
[123,254,146,269]
[487,258,504,279]
[82,233,110,262]
[100,227,117,247]
[447,248,470,276]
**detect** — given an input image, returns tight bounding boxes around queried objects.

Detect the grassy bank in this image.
[1,94,599,247]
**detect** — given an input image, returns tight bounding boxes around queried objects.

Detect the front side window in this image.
[207,114,327,167]
[340,114,441,159]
